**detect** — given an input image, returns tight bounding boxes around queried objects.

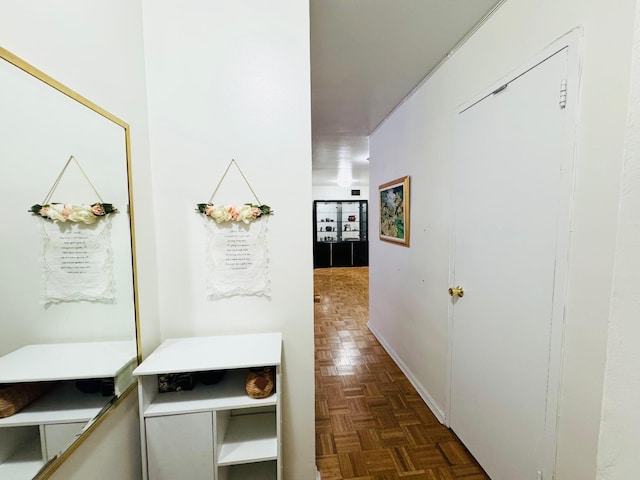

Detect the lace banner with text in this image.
[204,217,270,299]
[41,218,115,305]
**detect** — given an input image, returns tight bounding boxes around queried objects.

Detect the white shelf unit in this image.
[134,333,282,480]
[0,341,137,479]
[0,385,105,480]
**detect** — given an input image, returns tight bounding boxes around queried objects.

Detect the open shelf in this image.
[143,370,277,417]
[0,433,43,480]
[220,460,277,480]
[218,412,277,466]
[0,382,108,427]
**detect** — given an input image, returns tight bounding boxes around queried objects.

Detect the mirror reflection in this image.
[0,48,138,479]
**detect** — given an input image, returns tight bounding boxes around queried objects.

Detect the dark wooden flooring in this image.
[314,267,489,480]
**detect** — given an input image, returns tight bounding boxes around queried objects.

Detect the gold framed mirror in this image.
[0,47,140,479]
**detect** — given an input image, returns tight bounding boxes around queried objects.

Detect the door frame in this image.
[445,28,583,477]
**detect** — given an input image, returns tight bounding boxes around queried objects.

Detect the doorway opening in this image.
[313,267,487,479]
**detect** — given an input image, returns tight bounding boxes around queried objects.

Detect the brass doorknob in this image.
[449,286,464,298]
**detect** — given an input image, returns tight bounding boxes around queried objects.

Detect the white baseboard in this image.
[315,465,321,480]
[367,321,446,424]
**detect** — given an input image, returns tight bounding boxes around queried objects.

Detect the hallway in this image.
[314,267,489,480]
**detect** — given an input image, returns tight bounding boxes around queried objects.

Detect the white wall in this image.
[597,1,640,478]
[368,0,636,478]
[313,185,369,201]
[0,53,135,355]
[141,2,315,479]
[0,1,158,479]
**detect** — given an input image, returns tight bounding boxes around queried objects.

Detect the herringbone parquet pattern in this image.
[314,267,489,480]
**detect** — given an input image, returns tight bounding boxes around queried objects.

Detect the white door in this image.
[450,47,572,480]
[146,412,214,480]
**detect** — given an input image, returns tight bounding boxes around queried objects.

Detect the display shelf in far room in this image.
[220,460,277,480]
[218,412,277,466]
[0,433,43,480]
[142,370,278,417]
[313,200,368,268]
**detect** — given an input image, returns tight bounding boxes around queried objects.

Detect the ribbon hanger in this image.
[208,159,262,206]
[41,155,105,205]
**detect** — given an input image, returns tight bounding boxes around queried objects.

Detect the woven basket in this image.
[245,367,274,399]
[0,382,54,418]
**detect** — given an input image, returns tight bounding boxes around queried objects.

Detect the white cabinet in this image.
[134,333,282,480]
[0,341,137,479]
[41,421,87,461]
[0,387,115,478]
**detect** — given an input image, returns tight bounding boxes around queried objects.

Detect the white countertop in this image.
[133,333,282,376]
[0,341,136,383]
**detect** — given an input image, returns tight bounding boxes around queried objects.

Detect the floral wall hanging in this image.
[196,159,272,299]
[30,202,116,224]
[197,203,272,224]
[30,155,117,305]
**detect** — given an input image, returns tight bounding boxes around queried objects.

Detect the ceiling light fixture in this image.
[336,168,353,188]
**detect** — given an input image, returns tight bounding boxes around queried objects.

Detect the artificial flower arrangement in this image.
[197,203,273,224]
[29,203,117,225]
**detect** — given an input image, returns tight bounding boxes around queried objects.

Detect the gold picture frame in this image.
[379,175,410,247]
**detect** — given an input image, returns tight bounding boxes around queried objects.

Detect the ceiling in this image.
[310,0,504,187]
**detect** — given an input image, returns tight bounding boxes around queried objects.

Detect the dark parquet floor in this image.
[314,267,489,480]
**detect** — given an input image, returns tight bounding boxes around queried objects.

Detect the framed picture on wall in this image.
[378,175,410,247]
